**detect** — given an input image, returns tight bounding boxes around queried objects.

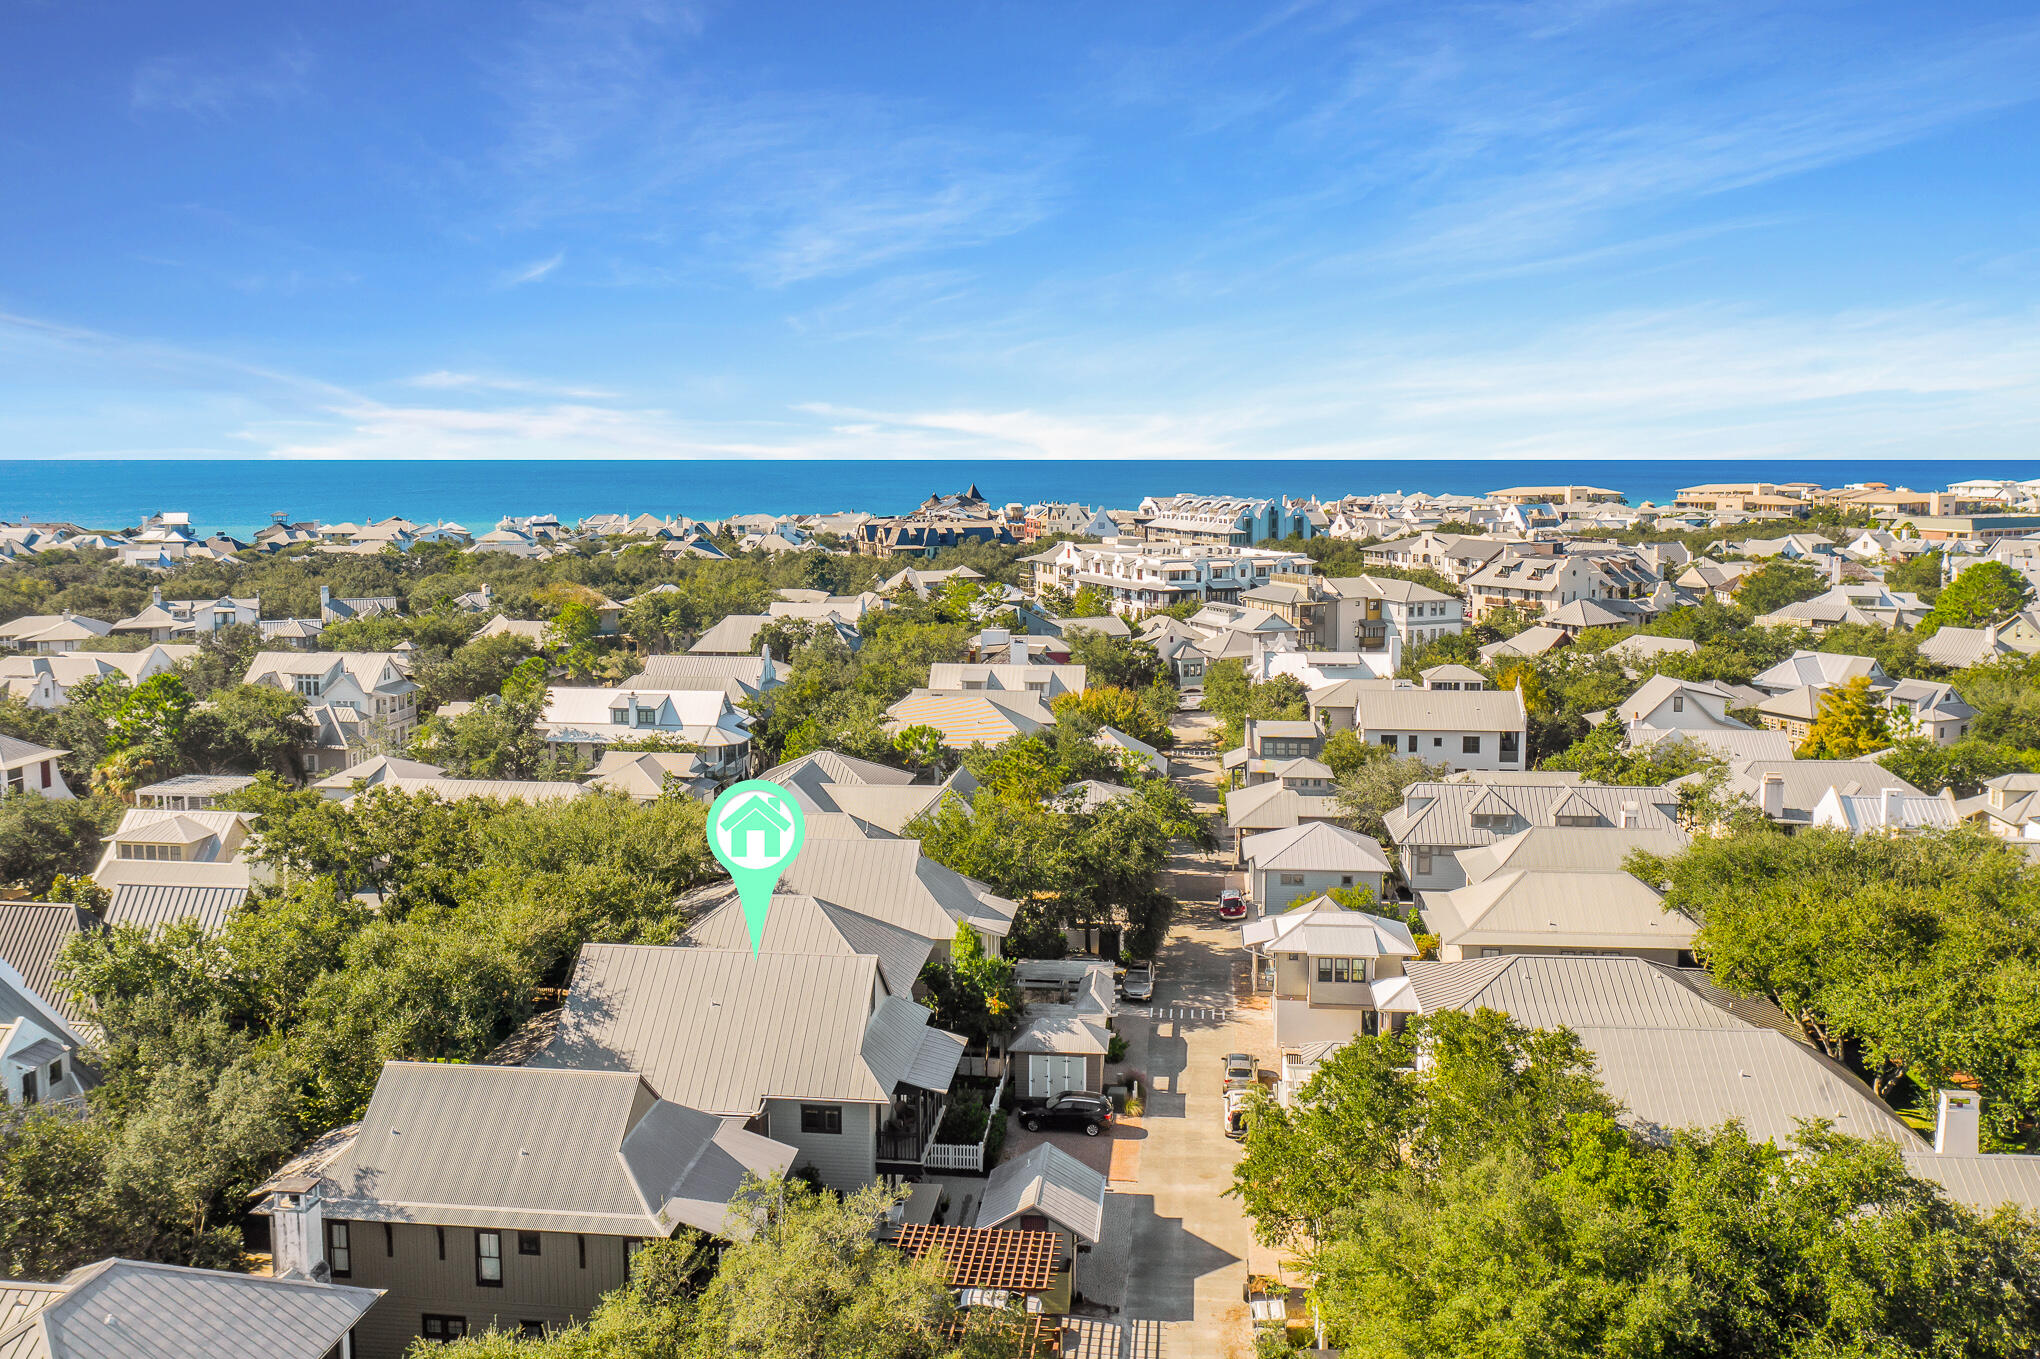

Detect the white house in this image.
[1811,786,1958,834]
[0,734,72,800]
[1241,821,1394,913]
[539,686,754,777]
[244,651,419,773]
[1308,684,1527,772]
[1241,897,1420,1050]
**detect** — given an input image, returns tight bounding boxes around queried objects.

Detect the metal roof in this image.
[1225,783,1341,832]
[1385,780,1680,848]
[1242,899,1418,958]
[102,883,246,936]
[0,904,91,1026]
[1404,955,1750,1030]
[681,890,937,998]
[974,1142,1108,1243]
[0,1259,380,1359]
[777,836,1015,938]
[1420,869,1694,953]
[536,945,940,1113]
[1452,826,1689,886]
[1241,821,1391,873]
[1318,685,1527,733]
[308,1062,793,1238]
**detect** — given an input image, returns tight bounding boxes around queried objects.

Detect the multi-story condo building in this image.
[1243,572,1464,652]
[1027,541,1312,615]
[1132,494,1316,546]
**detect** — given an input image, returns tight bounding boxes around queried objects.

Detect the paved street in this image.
[1105,707,1268,1358]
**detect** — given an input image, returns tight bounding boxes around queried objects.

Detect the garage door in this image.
[1027,1055,1086,1098]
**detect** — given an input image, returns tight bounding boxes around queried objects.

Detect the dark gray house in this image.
[257,1061,793,1358]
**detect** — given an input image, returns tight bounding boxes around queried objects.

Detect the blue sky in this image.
[3,0,2039,462]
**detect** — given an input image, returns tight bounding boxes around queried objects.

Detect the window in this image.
[1340,875,1354,886]
[475,1231,502,1286]
[518,1232,541,1257]
[1672,695,1685,713]
[519,1323,547,1339]
[1499,733,1520,759]
[577,1235,587,1269]
[294,675,321,698]
[1378,735,1398,748]
[625,1240,645,1279]
[1413,850,1433,876]
[1462,736,1481,754]
[19,1071,34,1105]
[636,709,660,728]
[46,1058,62,1084]
[1279,873,1306,886]
[327,1222,351,1278]
[385,1223,395,1256]
[800,1104,843,1135]
[1406,734,1417,752]
[420,1316,468,1344]
[436,1226,445,1261]
[39,761,51,789]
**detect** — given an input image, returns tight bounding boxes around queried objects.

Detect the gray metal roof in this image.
[0,904,91,1026]
[974,1142,1108,1242]
[777,836,1015,938]
[1241,821,1392,873]
[0,1258,379,1359]
[102,883,246,936]
[681,890,937,998]
[535,945,935,1113]
[689,614,770,654]
[132,774,257,798]
[1385,780,1680,848]
[1315,685,1526,733]
[0,735,61,765]
[1404,955,1751,1030]
[308,1062,793,1238]
[1420,869,1694,953]
[1225,783,1341,832]
[1717,758,1923,825]
[1453,826,1689,886]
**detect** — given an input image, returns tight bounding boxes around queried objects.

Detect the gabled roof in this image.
[1713,759,1924,825]
[777,835,1016,938]
[680,889,936,998]
[1453,826,1689,886]
[287,1062,794,1239]
[1385,780,1681,847]
[309,754,446,791]
[0,903,92,1027]
[973,1142,1108,1243]
[534,945,961,1113]
[1241,821,1391,873]
[1224,782,1341,832]
[1421,867,1693,953]
[1241,897,1418,957]
[0,1259,380,1359]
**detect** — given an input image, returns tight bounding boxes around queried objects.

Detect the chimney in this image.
[481,581,493,603]
[151,586,162,607]
[319,585,331,606]
[1759,772,1786,819]
[1985,622,1999,647]
[1883,786,1902,827]
[1011,637,1029,666]
[262,1182,330,1281]
[1934,1089,1980,1156]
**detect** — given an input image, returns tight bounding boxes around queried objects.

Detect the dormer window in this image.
[294,676,322,698]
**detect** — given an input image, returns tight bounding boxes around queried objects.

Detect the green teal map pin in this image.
[708,780,807,955]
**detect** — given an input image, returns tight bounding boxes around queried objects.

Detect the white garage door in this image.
[1026,1055,1085,1099]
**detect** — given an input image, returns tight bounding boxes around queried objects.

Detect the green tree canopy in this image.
[1922,561,2032,637]
[1796,674,1893,758]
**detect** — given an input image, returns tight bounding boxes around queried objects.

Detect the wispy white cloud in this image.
[131,46,314,116]
[404,369,614,399]
[495,250,566,287]
[478,0,1066,284]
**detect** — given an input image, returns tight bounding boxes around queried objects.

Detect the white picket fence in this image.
[921,1066,1009,1174]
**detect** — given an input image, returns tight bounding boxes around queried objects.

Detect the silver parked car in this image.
[1120,960,1155,1002]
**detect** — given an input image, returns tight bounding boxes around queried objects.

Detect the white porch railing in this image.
[922,1065,1009,1174]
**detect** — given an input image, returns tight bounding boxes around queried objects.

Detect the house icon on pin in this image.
[719,793,795,868]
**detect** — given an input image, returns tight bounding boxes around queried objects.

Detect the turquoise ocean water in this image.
[1,459,2034,537]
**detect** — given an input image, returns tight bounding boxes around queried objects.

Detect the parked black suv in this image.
[1018,1091,1116,1137]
